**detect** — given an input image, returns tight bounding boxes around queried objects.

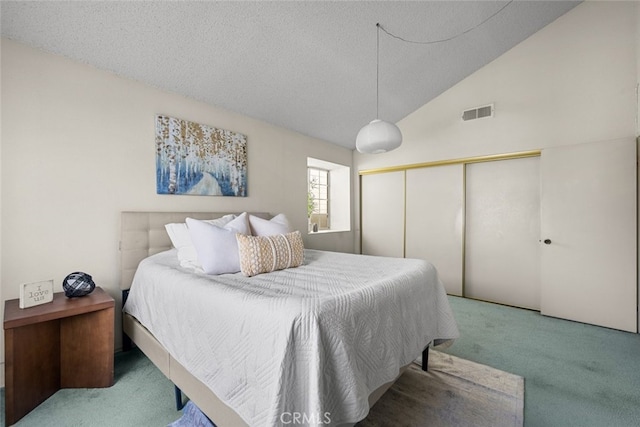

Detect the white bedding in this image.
[123,249,459,426]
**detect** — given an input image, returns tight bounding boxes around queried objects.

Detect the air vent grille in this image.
[462,104,494,121]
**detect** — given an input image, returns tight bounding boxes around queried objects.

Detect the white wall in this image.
[329,166,351,231]
[356,1,637,173]
[355,1,639,327]
[0,38,355,385]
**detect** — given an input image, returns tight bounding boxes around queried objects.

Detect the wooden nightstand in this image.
[4,286,115,425]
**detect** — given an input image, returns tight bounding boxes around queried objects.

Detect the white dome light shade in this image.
[356,119,403,154]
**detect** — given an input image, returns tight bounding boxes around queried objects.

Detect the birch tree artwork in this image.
[155,115,247,196]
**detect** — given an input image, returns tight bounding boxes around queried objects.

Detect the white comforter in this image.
[124,249,459,426]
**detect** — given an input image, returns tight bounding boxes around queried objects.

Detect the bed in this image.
[120,211,459,426]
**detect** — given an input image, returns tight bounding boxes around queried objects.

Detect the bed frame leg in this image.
[122,333,132,351]
[175,385,185,411]
[422,347,429,372]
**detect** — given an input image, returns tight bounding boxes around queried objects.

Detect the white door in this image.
[465,157,541,309]
[405,165,464,296]
[540,139,637,332]
[360,171,404,257]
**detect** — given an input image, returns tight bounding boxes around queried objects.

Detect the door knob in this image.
[543,239,551,245]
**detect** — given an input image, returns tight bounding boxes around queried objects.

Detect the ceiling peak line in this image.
[378,0,514,45]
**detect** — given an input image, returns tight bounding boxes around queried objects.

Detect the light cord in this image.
[378,0,514,45]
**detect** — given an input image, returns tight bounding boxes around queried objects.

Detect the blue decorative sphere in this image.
[63,272,95,298]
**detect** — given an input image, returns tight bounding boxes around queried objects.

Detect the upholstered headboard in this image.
[119,211,270,290]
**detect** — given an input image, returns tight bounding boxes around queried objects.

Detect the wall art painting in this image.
[155,115,247,196]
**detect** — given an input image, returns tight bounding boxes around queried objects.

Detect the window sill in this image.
[307,229,351,235]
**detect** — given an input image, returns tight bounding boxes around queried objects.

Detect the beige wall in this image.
[355,1,639,327]
[0,38,355,385]
[637,0,640,337]
[637,0,640,135]
[0,40,2,389]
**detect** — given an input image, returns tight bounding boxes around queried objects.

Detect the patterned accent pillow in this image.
[236,231,304,277]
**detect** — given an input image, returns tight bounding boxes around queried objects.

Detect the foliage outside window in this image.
[307,157,350,233]
[308,167,329,231]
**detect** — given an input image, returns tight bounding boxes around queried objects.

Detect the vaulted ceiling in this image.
[1,1,581,149]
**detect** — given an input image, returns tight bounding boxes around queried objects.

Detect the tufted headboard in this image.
[119,211,270,290]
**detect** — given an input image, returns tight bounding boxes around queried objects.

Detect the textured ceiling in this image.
[1,1,580,149]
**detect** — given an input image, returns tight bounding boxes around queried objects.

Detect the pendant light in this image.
[356,23,402,154]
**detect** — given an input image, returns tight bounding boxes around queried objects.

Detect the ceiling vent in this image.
[462,104,494,121]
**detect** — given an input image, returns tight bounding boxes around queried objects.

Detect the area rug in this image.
[168,351,524,427]
[357,350,524,427]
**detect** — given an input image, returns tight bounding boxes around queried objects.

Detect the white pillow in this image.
[165,214,236,270]
[249,213,292,236]
[186,212,250,275]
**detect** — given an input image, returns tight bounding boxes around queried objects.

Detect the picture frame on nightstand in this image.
[19,280,54,309]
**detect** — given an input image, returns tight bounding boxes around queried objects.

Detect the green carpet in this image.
[2,296,639,426]
[441,296,640,427]
[3,348,179,426]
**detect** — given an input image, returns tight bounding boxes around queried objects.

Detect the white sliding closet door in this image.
[405,165,464,295]
[360,171,404,257]
[465,157,541,310]
[540,139,637,332]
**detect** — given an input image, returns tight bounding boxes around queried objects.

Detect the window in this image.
[308,167,329,231]
[307,158,351,233]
